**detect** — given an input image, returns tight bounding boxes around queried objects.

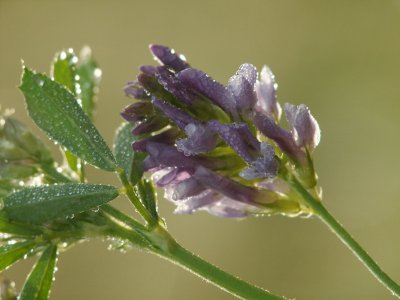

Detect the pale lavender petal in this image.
[171,177,206,200]
[257,178,291,195]
[149,44,190,72]
[284,103,321,150]
[207,121,257,163]
[152,97,199,130]
[177,68,236,115]
[255,65,281,120]
[176,123,217,155]
[237,64,257,86]
[239,143,278,180]
[227,74,257,112]
[204,197,255,218]
[153,167,193,187]
[253,112,306,164]
[171,190,216,214]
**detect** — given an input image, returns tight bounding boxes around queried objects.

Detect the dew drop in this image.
[94,68,102,78]
[59,51,67,60]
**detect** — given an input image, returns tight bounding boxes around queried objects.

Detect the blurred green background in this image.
[1,0,400,299]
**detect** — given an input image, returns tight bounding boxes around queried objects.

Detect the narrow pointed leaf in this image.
[3,183,119,224]
[113,122,146,185]
[19,67,116,171]
[136,179,158,220]
[0,240,36,271]
[19,244,58,300]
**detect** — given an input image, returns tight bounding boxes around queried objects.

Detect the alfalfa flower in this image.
[121,44,321,218]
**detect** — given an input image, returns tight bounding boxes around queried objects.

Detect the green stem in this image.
[116,168,154,225]
[161,243,287,300]
[289,178,400,298]
[106,212,286,300]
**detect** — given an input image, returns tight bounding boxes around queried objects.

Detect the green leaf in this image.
[3,183,119,224]
[77,46,101,119]
[136,179,158,220]
[113,122,146,185]
[51,50,77,93]
[0,215,42,236]
[0,240,36,271]
[19,244,58,300]
[51,49,85,179]
[19,67,116,171]
[0,115,54,165]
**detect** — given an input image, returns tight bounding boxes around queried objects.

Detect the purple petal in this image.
[176,123,217,155]
[239,143,278,180]
[152,97,199,130]
[120,101,152,122]
[139,65,158,75]
[152,167,193,187]
[149,44,190,72]
[252,112,306,163]
[255,65,281,120]
[155,70,197,105]
[177,68,236,115]
[144,142,212,170]
[193,166,271,204]
[284,103,320,150]
[124,81,149,99]
[207,121,258,163]
[131,116,168,135]
[132,128,180,151]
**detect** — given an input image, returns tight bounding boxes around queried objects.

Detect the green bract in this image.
[113,122,146,185]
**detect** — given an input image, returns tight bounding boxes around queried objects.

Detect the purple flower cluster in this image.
[122,45,320,218]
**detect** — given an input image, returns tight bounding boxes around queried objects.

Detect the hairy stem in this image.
[160,243,287,300]
[289,178,400,298]
[106,213,287,300]
[116,167,154,225]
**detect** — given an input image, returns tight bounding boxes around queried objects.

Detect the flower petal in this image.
[207,121,259,163]
[239,143,278,180]
[120,101,152,122]
[176,123,217,155]
[252,112,306,163]
[155,69,197,105]
[177,68,236,115]
[152,97,199,130]
[255,65,281,120]
[124,81,149,99]
[284,103,320,150]
[149,44,190,72]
